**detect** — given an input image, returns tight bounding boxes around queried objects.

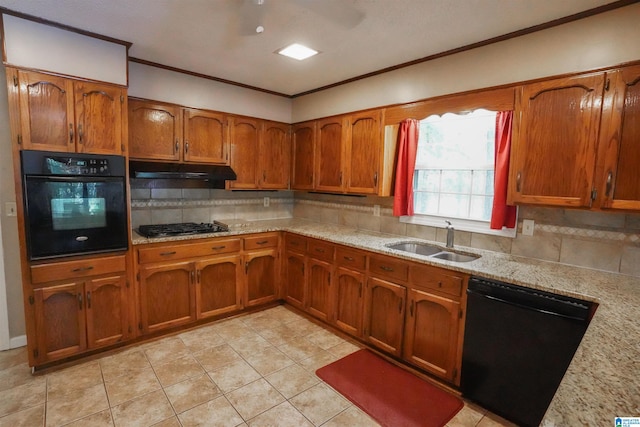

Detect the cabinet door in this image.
[183,108,228,164]
[404,288,461,383]
[85,275,128,349]
[245,249,278,306]
[315,117,347,192]
[291,121,316,190]
[598,65,640,210]
[128,99,182,161]
[196,255,242,319]
[284,251,306,309]
[17,70,75,152]
[261,121,291,189]
[74,81,125,155]
[346,110,382,194]
[228,117,260,189]
[139,261,195,333]
[307,258,333,322]
[508,74,605,207]
[34,282,86,362]
[333,267,364,336]
[363,277,406,357]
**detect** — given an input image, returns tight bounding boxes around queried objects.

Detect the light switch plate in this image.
[263,197,270,207]
[522,219,535,236]
[5,202,17,217]
[373,205,381,217]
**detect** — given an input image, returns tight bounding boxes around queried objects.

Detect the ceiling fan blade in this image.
[298,0,364,29]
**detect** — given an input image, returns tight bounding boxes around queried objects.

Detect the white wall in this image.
[128,62,292,123]
[292,3,640,122]
[2,14,128,86]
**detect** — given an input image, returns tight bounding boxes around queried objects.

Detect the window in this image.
[402,109,516,237]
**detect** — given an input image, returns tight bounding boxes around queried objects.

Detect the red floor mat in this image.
[317,349,463,427]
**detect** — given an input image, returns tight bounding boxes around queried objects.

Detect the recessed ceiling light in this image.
[277,43,318,61]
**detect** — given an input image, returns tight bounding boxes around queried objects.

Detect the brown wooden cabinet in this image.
[14,68,126,155]
[333,266,364,336]
[245,248,278,306]
[128,99,182,161]
[508,73,606,207]
[284,251,306,309]
[139,261,196,333]
[196,255,243,318]
[306,258,333,322]
[596,64,640,210]
[363,276,406,357]
[29,254,129,364]
[315,117,347,192]
[128,98,229,164]
[291,121,316,190]
[345,110,384,194]
[229,118,290,190]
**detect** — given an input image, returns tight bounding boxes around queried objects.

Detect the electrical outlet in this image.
[373,205,381,217]
[5,202,17,217]
[263,197,270,207]
[522,219,535,236]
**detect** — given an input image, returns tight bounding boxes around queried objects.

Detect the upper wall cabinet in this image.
[228,118,290,190]
[12,69,126,155]
[311,109,393,196]
[128,98,229,165]
[508,73,606,207]
[291,121,316,190]
[595,64,640,211]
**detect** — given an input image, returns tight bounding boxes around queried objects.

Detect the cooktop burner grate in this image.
[137,221,229,238]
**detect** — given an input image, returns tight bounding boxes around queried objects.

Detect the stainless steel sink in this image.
[386,242,480,263]
[431,251,480,263]
[386,242,442,256]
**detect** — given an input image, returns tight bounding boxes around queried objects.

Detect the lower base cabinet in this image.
[196,255,242,319]
[363,276,407,357]
[306,258,333,322]
[333,266,364,336]
[284,251,306,309]
[245,248,278,306]
[29,255,130,365]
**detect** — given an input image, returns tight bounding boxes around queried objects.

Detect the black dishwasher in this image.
[461,276,594,427]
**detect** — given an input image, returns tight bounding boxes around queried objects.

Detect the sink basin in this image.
[386,242,442,256]
[431,251,480,263]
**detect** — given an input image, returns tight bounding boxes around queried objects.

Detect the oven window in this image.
[49,182,107,230]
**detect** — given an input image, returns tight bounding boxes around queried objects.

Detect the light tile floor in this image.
[0,305,516,427]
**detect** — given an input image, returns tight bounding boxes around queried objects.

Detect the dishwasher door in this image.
[461,277,593,427]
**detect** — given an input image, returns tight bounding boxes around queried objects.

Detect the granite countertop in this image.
[132,218,640,425]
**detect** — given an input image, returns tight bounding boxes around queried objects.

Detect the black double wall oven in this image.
[21,150,128,260]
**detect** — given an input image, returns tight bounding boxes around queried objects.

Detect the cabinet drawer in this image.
[308,240,335,262]
[336,247,366,271]
[410,265,464,297]
[285,234,307,252]
[369,255,408,283]
[244,234,279,250]
[138,238,241,263]
[31,255,126,284]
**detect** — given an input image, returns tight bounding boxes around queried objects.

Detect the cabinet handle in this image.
[343,256,354,261]
[78,293,83,310]
[185,141,189,154]
[380,265,394,272]
[398,298,403,313]
[69,124,74,143]
[410,300,414,316]
[263,171,266,182]
[78,124,83,144]
[211,245,226,250]
[71,266,94,273]
[359,283,362,298]
[605,171,613,198]
[373,172,378,187]
[87,291,91,309]
[175,139,179,154]
[438,281,443,288]
[516,172,522,192]
[160,251,177,256]
[315,247,325,253]
[245,262,249,274]
[197,270,201,283]
[339,171,343,184]
[190,270,195,284]
[256,241,269,245]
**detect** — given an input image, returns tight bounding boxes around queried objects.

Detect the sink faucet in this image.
[445,220,454,248]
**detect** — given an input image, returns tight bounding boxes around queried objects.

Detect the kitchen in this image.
[0,1,640,426]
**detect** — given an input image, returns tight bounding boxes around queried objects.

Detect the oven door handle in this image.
[24,175,122,183]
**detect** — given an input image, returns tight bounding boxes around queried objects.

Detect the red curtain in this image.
[491,111,517,229]
[393,119,419,216]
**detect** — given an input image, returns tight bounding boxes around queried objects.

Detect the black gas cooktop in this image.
[137,221,229,238]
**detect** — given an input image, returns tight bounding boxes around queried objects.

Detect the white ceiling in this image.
[0,0,622,96]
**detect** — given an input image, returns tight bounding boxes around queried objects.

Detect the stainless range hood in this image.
[129,160,237,181]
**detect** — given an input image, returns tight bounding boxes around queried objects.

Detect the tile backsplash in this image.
[130,189,294,228]
[293,193,640,278]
